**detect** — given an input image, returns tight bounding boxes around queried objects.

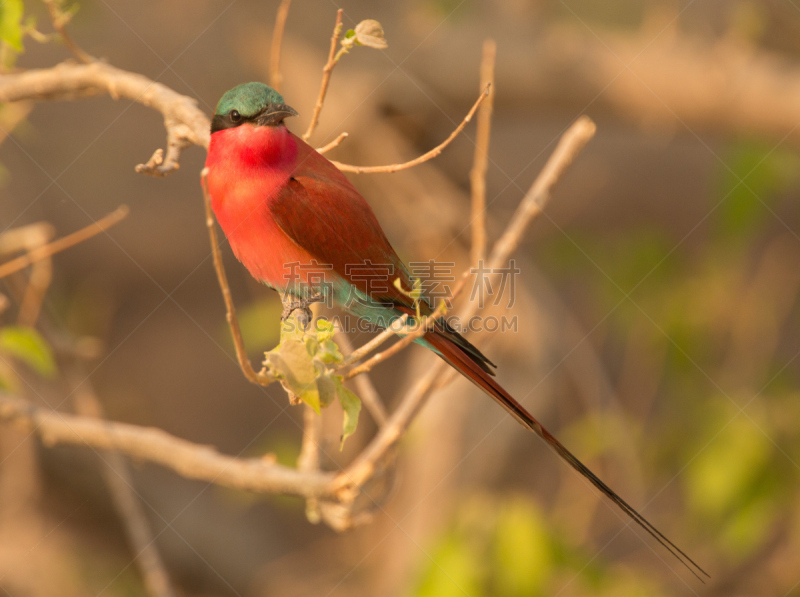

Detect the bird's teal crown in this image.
[214,82,285,118]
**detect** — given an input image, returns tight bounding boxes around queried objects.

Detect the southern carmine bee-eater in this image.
[204,82,707,580]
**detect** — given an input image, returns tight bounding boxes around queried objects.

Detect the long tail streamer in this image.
[425,331,709,582]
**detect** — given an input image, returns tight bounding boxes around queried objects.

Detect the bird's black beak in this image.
[257,103,299,126]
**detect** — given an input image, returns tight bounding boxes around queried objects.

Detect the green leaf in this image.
[0,0,25,52]
[266,339,320,413]
[353,19,388,49]
[317,374,336,409]
[304,335,319,358]
[317,339,343,365]
[264,312,354,414]
[334,376,360,449]
[0,325,57,378]
[314,318,336,342]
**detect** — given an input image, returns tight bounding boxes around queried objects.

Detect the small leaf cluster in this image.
[263,315,360,448]
[342,19,388,50]
[336,19,387,62]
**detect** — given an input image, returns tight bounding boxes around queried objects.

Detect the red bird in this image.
[204,82,706,579]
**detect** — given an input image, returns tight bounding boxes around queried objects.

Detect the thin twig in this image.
[269,0,292,92]
[338,116,596,490]
[343,305,448,380]
[334,314,408,371]
[0,206,129,279]
[330,85,490,174]
[302,9,344,141]
[469,39,496,266]
[201,170,274,387]
[71,381,178,597]
[316,132,348,154]
[335,332,388,426]
[43,0,94,64]
[0,395,335,497]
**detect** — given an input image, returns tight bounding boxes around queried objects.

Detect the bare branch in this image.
[269,0,292,93]
[330,85,490,174]
[316,132,348,154]
[469,39,496,265]
[0,206,129,279]
[302,9,344,141]
[0,62,210,176]
[338,117,596,489]
[201,170,275,387]
[0,395,335,498]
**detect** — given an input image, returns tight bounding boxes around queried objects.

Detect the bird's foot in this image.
[281,293,324,330]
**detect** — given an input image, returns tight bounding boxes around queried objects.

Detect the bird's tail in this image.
[424,330,709,581]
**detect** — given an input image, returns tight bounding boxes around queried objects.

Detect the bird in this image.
[204,82,707,580]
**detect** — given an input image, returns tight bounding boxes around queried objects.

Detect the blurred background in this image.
[2,0,800,595]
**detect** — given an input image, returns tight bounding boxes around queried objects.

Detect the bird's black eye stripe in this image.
[211,110,249,134]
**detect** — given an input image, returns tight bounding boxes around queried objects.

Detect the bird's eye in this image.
[230,110,241,122]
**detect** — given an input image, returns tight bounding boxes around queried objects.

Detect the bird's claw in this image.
[281,293,324,330]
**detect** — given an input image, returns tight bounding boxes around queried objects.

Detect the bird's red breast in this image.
[205,123,411,301]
